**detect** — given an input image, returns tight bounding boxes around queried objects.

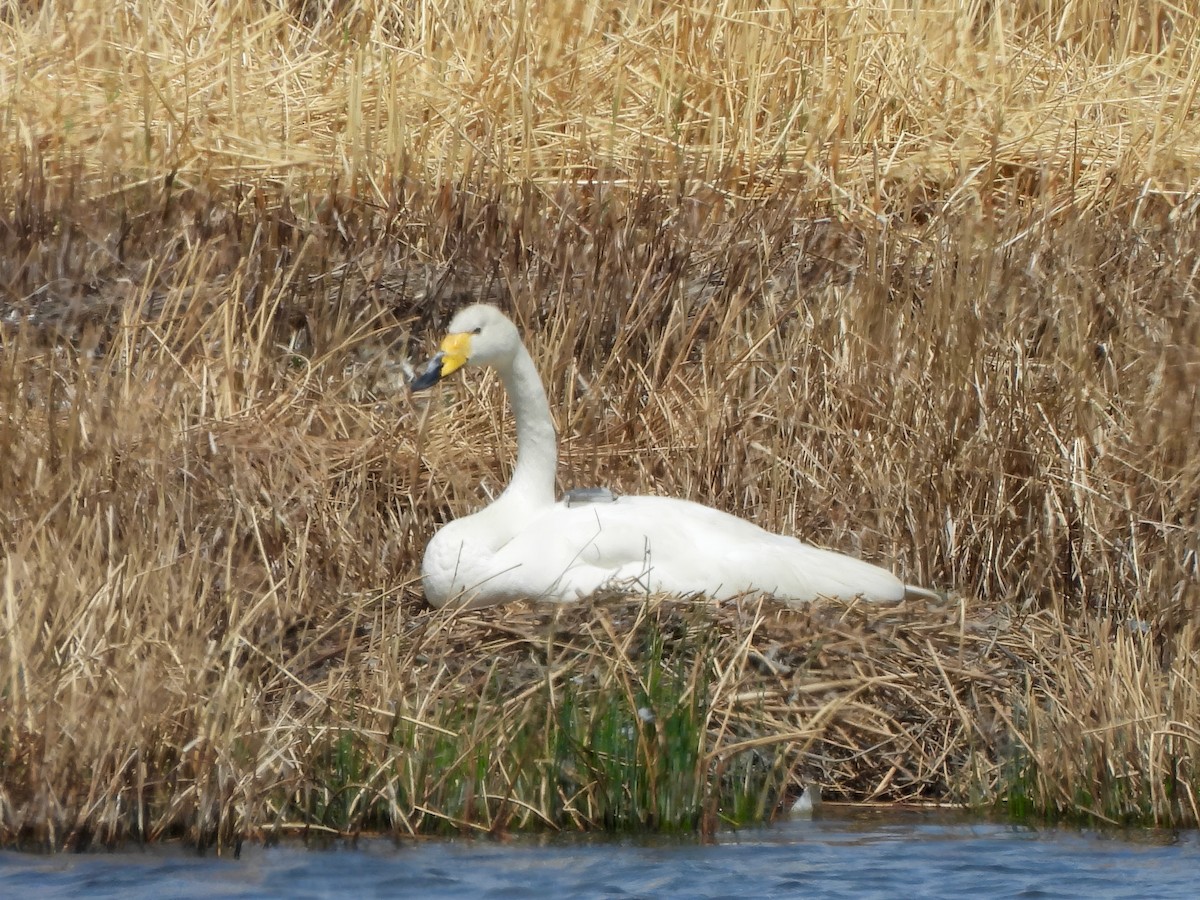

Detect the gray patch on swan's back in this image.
[561,487,619,507]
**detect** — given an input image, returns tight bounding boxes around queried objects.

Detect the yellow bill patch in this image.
[438,332,472,378]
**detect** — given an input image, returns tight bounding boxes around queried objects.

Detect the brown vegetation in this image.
[1,0,1198,849]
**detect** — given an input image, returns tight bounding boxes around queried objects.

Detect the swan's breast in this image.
[421,511,541,608]
[421,521,495,607]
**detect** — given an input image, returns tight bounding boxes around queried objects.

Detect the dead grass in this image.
[1,0,1199,849]
[3,1,1198,201]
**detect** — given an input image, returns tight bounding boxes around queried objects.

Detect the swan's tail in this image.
[903,584,947,602]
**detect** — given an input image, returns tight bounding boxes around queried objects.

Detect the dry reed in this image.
[1,0,1198,849]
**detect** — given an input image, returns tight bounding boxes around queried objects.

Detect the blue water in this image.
[2,811,1196,899]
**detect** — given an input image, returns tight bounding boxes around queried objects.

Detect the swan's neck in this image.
[497,344,556,509]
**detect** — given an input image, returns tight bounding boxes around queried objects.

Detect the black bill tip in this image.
[410,354,444,391]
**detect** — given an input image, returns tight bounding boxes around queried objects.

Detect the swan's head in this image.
[410,304,522,390]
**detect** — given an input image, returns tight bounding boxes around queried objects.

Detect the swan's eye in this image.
[472,327,482,335]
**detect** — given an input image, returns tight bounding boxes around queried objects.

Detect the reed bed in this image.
[2,0,1199,849]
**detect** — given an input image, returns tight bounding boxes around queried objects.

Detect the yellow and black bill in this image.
[410,332,471,390]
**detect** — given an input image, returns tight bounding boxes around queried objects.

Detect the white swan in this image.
[411,304,931,609]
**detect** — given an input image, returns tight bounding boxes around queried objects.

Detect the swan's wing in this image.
[482,496,905,604]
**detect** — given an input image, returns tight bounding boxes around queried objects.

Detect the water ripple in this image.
[2,816,1196,900]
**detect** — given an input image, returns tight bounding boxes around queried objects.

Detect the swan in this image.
[411,304,931,609]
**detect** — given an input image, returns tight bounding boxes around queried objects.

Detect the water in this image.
[2,810,1196,899]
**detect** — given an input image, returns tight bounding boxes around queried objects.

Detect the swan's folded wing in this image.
[484,495,904,604]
